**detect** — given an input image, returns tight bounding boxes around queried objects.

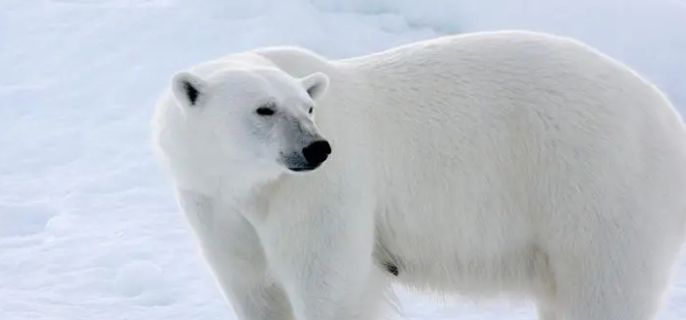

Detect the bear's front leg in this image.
[176,189,295,320]
[259,200,384,320]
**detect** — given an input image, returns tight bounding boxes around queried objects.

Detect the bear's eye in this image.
[256,105,275,116]
[308,106,313,114]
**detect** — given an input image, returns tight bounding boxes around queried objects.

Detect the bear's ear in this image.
[171,71,208,108]
[300,72,329,101]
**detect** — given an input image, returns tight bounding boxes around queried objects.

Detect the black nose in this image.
[302,140,331,167]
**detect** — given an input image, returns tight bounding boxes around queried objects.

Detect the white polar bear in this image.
[151,30,686,320]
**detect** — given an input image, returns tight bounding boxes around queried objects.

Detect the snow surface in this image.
[1,0,686,319]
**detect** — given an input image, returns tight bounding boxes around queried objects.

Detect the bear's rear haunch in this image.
[152,30,686,320]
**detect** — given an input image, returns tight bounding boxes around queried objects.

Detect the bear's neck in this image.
[220,173,281,203]
[214,171,287,226]
[173,164,283,204]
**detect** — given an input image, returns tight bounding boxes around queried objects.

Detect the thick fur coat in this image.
[152,30,686,320]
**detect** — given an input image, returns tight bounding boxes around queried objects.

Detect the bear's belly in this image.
[374,207,551,297]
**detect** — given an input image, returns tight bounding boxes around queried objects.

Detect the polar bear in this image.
[151,30,686,320]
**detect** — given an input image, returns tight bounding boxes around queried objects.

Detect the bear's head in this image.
[169,67,331,181]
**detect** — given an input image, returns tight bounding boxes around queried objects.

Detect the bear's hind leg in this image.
[548,240,674,320]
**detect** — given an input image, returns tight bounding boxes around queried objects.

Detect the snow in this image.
[1,0,685,319]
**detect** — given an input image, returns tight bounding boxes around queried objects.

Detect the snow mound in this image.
[114,261,164,294]
[0,203,58,237]
[45,214,79,236]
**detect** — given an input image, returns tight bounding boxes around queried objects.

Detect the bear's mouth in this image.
[287,164,319,172]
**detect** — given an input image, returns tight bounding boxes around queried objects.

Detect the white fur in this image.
[152,30,686,320]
